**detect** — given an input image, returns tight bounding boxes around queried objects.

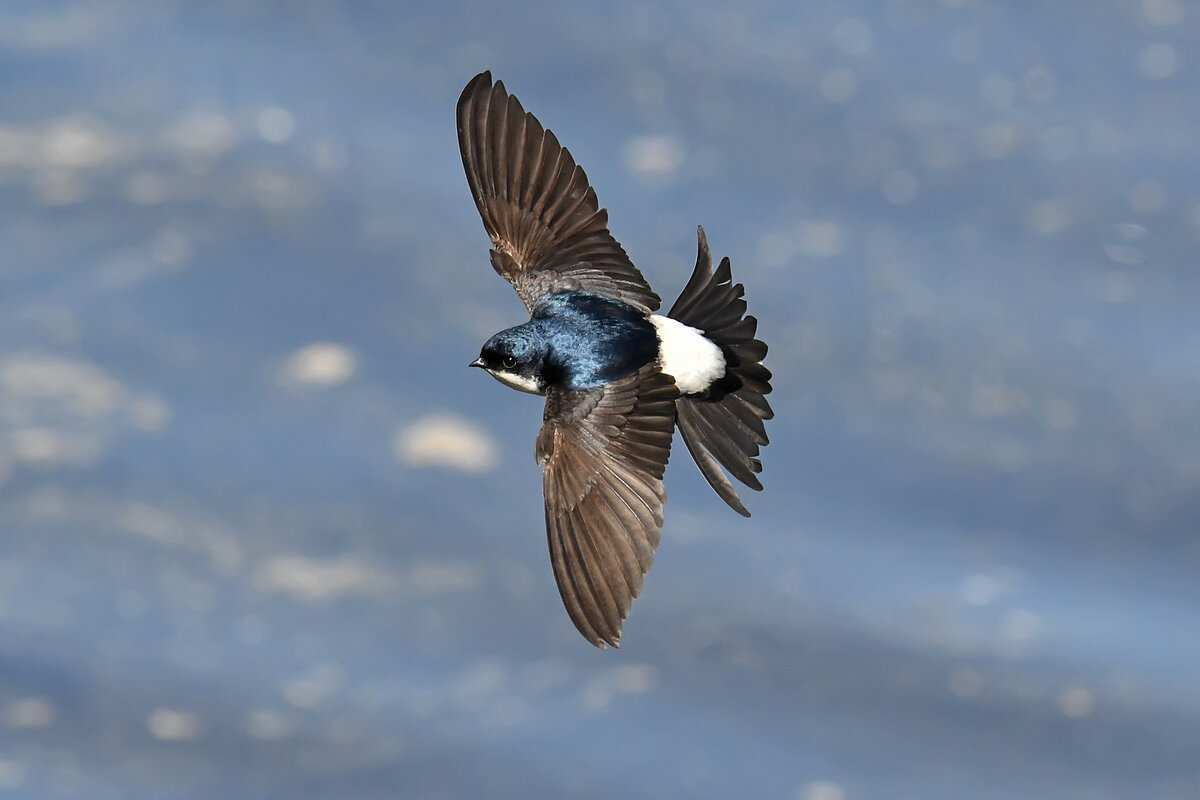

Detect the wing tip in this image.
[468,69,493,89]
[589,633,621,650]
[458,70,493,109]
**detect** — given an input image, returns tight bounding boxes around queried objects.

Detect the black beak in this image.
[469,357,485,368]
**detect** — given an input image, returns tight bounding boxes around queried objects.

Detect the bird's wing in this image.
[456,71,661,315]
[535,365,678,647]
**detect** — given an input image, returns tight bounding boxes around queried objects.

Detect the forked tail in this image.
[668,227,773,516]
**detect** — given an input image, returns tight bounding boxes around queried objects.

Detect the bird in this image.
[457,71,773,648]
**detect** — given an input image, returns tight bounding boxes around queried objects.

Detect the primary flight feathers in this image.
[456,71,661,314]
[457,71,773,648]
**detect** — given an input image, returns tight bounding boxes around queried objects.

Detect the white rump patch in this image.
[649,315,725,395]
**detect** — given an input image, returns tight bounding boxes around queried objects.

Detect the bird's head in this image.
[470,327,546,394]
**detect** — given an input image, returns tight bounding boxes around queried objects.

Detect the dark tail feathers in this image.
[668,226,773,516]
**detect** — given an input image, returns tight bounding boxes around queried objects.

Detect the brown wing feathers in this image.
[458,74,772,646]
[538,368,677,647]
[456,72,660,314]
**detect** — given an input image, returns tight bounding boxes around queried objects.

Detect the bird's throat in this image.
[486,368,542,395]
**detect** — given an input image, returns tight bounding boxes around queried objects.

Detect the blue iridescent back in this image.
[530,293,658,390]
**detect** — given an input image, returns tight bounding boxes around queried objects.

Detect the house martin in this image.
[457,72,773,648]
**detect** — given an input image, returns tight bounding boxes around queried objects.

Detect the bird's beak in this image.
[469,357,485,368]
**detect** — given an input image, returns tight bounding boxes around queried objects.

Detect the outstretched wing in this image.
[456,71,661,315]
[535,365,678,647]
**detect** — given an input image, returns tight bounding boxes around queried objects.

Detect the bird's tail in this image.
[667,227,773,516]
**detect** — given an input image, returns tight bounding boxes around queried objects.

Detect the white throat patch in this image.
[649,314,726,395]
[486,368,542,395]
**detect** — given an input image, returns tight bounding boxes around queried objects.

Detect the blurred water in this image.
[2,2,1199,798]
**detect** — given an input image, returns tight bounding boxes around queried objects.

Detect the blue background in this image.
[1,2,1198,798]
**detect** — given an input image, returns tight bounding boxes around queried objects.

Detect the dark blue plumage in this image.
[458,71,773,647]
[480,292,658,391]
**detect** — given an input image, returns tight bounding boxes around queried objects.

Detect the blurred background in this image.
[2,1,1199,798]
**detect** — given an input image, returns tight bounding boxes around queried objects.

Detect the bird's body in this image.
[477,292,726,396]
[478,292,658,393]
[458,72,773,648]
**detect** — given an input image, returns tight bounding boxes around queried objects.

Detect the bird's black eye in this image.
[502,355,518,369]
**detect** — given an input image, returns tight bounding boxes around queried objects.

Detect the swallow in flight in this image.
[458,72,772,647]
